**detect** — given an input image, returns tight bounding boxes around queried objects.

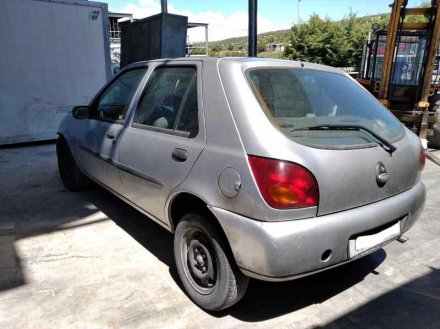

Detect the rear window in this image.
[247,68,403,147]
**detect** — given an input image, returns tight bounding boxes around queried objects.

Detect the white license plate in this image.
[349,221,401,258]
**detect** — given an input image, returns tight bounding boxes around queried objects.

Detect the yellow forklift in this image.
[357,0,440,148]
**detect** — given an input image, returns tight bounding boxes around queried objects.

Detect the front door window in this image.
[91,68,147,122]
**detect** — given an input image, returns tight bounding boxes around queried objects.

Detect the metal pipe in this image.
[378,0,406,106]
[205,26,209,56]
[248,0,257,57]
[419,0,440,103]
[370,34,380,83]
[161,0,168,13]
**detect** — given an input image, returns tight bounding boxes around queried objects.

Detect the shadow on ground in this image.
[215,251,386,321]
[88,186,440,327]
[321,268,440,329]
[87,186,389,322]
[1,144,439,328]
[0,153,386,320]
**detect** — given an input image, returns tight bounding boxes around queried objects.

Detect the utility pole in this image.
[248,0,257,57]
[297,0,301,25]
[161,0,167,13]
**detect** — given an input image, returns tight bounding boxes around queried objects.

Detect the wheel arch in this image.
[168,192,213,232]
[56,132,74,150]
[168,191,241,274]
[56,132,83,173]
[167,192,233,252]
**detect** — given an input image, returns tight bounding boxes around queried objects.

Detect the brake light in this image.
[248,156,319,209]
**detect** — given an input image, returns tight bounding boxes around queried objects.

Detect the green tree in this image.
[257,41,267,53]
[191,47,208,55]
[284,12,388,67]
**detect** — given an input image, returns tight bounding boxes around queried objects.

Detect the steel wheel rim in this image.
[180,227,218,295]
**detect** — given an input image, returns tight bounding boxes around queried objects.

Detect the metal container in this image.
[120,13,188,67]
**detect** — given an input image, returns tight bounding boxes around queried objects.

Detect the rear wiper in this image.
[294,124,397,155]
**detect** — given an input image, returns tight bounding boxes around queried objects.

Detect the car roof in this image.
[125,57,346,76]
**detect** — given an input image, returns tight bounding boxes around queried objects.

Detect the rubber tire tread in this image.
[174,212,249,311]
[56,138,90,191]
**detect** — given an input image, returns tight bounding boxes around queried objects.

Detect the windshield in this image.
[247,68,403,147]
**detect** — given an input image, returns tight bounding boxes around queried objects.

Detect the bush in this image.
[284,12,388,67]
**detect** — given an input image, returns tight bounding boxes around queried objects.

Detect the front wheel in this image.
[56,137,90,191]
[174,212,249,310]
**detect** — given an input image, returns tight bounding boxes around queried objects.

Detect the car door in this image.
[76,67,148,193]
[116,63,205,224]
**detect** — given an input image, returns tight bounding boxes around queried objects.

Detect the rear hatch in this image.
[246,67,421,216]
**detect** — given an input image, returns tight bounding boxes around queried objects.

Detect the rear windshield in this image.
[247,68,403,147]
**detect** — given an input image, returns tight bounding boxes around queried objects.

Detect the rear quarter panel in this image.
[169,59,317,223]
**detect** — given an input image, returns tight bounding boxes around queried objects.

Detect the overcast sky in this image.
[106,0,425,42]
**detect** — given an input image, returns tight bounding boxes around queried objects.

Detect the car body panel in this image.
[76,120,124,193]
[217,58,420,216]
[58,57,426,281]
[115,60,206,225]
[209,180,425,280]
[167,59,318,223]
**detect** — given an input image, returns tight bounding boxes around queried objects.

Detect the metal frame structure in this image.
[187,22,209,56]
[159,0,255,57]
[357,0,440,140]
[159,0,209,57]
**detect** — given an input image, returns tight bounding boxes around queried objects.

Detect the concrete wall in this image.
[0,0,111,145]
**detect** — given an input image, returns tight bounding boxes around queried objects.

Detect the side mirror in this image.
[72,106,90,119]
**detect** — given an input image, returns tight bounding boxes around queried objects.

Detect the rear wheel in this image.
[174,212,249,310]
[56,137,90,191]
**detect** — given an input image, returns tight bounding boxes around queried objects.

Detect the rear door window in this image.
[132,66,198,136]
[248,68,403,147]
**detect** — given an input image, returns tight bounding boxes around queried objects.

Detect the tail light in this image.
[248,156,319,209]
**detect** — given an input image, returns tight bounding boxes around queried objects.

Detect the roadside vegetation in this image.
[194,1,429,67]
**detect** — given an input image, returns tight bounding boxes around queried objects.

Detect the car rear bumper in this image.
[209,181,426,281]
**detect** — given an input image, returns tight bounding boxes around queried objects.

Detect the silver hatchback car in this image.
[57,57,426,310]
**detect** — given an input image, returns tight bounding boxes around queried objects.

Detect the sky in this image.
[106,0,425,42]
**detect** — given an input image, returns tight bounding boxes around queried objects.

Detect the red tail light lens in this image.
[248,156,319,209]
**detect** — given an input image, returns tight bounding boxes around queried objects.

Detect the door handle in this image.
[172,148,188,162]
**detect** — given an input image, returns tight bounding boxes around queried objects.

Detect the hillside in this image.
[201,3,435,55]
[198,29,291,52]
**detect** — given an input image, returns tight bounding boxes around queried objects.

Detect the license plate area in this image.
[348,220,402,259]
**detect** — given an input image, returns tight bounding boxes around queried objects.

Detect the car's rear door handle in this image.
[172,148,188,162]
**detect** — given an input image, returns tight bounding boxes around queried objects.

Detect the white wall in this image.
[0,0,110,144]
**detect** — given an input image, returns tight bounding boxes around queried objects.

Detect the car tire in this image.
[56,137,90,191]
[174,212,249,311]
